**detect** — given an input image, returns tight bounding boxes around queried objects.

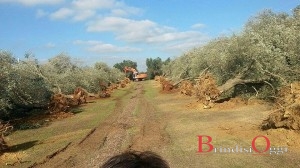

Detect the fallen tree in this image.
[162,7,300,103]
[0,53,54,120]
[261,82,300,130]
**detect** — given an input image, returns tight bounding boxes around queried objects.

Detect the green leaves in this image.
[162,6,300,98]
[0,52,124,120]
[113,60,137,72]
[146,57,169,79]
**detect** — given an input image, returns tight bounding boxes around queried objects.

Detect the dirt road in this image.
[31,82,169,168]
[2,81,300,167]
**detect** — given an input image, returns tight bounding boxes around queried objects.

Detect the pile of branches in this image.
[262,82,300,130]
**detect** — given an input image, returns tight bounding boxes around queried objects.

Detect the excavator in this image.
[124,66,147,81]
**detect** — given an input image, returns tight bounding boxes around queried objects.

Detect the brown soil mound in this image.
[179,80,194,96]
[262,82,300,130]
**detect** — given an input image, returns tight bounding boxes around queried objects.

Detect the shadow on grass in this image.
[7,140,39,153]
[70,107,84,114]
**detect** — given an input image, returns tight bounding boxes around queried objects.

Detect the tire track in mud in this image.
[34,82,169,168]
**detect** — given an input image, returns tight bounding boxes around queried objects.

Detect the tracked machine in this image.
[124,66,147,81]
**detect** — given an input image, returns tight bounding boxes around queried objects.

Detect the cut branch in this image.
[217,76,270,93]
[173,67,210,87]
[173,77,191,87]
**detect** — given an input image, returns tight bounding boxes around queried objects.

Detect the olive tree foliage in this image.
[146,57,170,79]
[40,54,125,94]
[0,51,53,120]
[162,54,195,82]
[95,62,124,83]
[113,60,137,71]
[0,52,124,120]
[244,9,300,83]
[163,7,300,98]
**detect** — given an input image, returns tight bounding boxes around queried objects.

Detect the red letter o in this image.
[252,135,270,153]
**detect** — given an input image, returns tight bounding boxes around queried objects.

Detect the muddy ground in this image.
[2,81,300,167]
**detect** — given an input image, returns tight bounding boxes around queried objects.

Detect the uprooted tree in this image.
[162,7,300,128]
[162,7,300,101]
[0,52,125,120]
[0,52,53,120]
[261,82,300,130]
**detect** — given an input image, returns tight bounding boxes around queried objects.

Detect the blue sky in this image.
[0,0,299,71]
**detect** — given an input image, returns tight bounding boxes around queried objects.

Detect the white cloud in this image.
[50,8,74,20]
[73,40,100,45]
[73,40,142,53]
[46,0,142,22]
[73,9,96,21]
[109,6,142,17]
[110,9,127,17]
[71,0,118,10]
[89,43,141,53]
[191,23,206,29]
[21,0,209,54]
[87,17,174,42]
[86,16,209,49]
[0,0,64,6]
[146,31,203,43]
[87,17,151,31]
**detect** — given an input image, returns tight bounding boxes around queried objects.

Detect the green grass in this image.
[143,80,159,100]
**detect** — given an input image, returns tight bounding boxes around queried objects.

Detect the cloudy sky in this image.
[0,0,298,71]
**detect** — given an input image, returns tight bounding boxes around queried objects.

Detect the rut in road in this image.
[34,82,169,168]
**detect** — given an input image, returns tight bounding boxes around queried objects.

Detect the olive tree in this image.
[162,7,300,99]
[0,51,53,120]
